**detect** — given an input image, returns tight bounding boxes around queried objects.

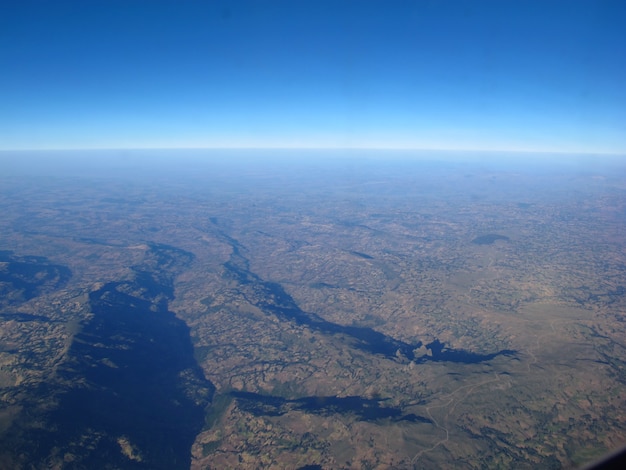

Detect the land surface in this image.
[0,150,625,469]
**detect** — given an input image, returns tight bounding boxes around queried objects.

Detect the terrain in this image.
[0,150,625,469]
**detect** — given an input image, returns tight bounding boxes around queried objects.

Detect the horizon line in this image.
[1,146,625,156]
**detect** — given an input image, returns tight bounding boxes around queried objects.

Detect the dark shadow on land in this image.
[219,233,516,365]
[0,250,71,307]
[0,244,214,470]
[416,339,517,364]
[471,234,510,245]
[230,391,432,424]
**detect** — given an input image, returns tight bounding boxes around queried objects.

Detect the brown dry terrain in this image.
[0,151,625,469]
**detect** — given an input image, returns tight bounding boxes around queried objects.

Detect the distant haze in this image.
[1,149,624,181]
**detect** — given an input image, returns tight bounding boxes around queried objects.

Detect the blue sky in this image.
[1,0,625,153]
